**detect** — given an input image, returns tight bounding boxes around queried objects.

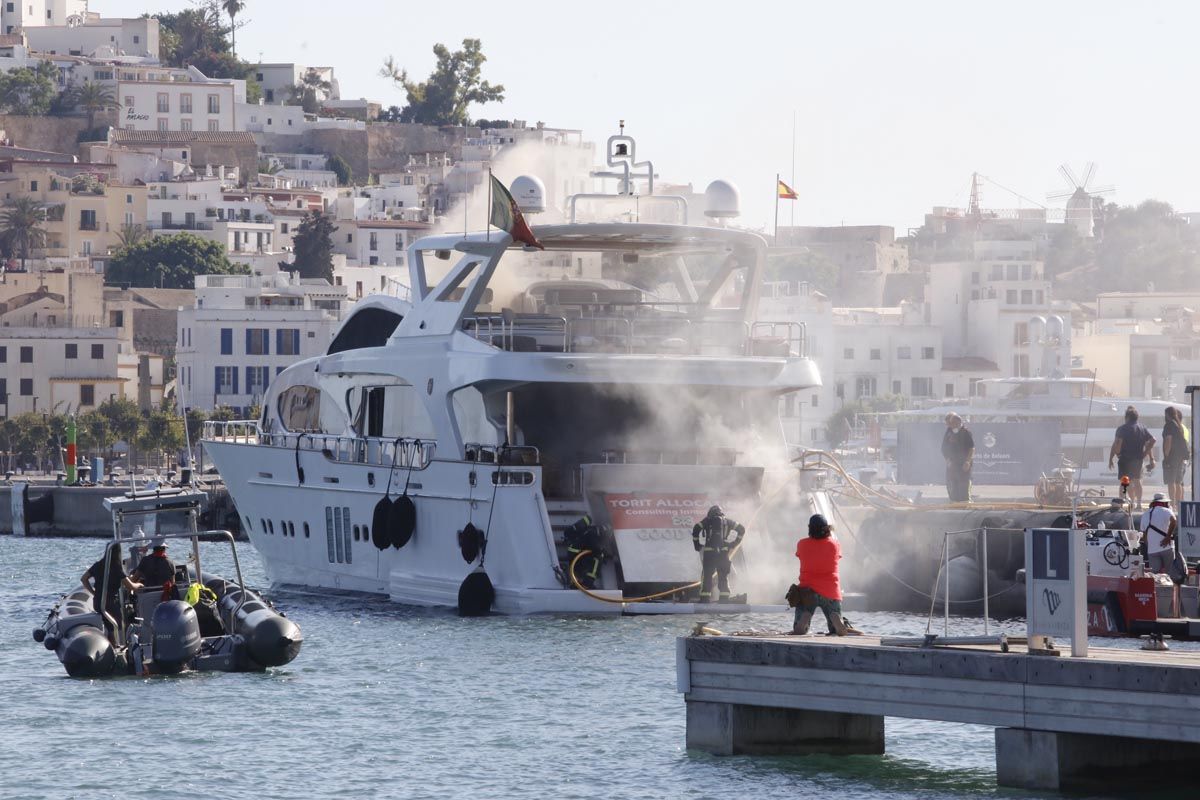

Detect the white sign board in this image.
[1179,501,1200,560]
[604,492,710,583]
[1025,527,1088,656]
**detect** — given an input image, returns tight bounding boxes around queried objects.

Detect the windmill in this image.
[1047,162,1115,238]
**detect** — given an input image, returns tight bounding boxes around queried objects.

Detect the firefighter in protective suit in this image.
[563,515,603,589]
[692,505,745,603]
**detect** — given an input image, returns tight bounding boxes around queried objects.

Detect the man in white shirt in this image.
[1141,493,1184,614]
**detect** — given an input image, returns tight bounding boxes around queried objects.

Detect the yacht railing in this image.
[203,420,436,470]
[464,443,541,465]
[461,310,807,358]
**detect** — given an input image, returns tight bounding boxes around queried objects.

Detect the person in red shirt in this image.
[792,513,861,636]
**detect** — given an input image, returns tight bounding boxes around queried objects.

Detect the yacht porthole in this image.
[303,522,310,538]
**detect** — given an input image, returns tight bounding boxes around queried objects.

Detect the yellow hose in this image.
[568,549,700,604]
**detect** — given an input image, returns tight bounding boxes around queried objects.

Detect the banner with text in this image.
[605,493,710,584]
[897,421,1062,485]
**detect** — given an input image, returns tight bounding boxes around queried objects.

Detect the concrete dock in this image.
[678,634,1200,791]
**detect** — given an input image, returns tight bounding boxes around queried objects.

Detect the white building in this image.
[928,240,1069,388]
[250,63,337,106]
[1,0,84,34]
[0,326,128,415]
[176,272,347,413]
[23,16,158,58]
[118,73,241,132]
[332,219,429,268]
[832,303,944,404]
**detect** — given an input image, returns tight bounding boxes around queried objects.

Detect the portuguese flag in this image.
[489,174,544,250]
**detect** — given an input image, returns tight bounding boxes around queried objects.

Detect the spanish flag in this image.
[489,174,544,250]
[777,179,798,200]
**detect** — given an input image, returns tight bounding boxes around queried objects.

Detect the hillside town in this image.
[0,0,1198,474]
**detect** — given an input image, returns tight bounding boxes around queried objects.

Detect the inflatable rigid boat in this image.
[33,487,302,677]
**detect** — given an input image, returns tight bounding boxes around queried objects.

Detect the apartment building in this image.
[176,272,347,412]
[118,77,239,132]
[928,240,1069,383]
[832,302,944,403]
[0,160,147,258]
[0,326,127,415]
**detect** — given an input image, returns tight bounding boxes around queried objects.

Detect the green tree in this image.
[288,68,331,114]
[185,407,208,447]
[380,39,504,125]
[285,210,336,282]
[327,153,352,186]
[98,397,143,471]
[139,407,185,468]
[0,417,17,472]
[70,81,118,129]
[116,222,148,250]
[0,197,48,268]
[221,0,246,58]
[106,232,248,288]
[79,409,113,463]
[0,61,59,115]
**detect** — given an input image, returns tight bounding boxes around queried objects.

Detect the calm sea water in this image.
[1,535,1193,800]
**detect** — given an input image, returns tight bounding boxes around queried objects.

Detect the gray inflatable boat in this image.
[33,487,302,678]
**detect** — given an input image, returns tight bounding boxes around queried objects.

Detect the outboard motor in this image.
[151,600,201,674]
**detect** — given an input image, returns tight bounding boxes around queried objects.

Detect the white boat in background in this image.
[890,376,1186,485]
[202,131,829,614]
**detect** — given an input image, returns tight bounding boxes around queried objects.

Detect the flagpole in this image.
[790,111,796,230]
[486,169,492,242]
[774,173,780,243]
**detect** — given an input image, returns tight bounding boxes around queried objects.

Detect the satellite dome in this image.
[703,180,740,219]
[510,175,545,214]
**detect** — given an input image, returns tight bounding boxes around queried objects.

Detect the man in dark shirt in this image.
[941,413,974,503]
[1109,405,1156,509]
[130,539,177,587]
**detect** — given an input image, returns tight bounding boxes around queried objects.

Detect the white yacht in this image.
[202,133,828,613]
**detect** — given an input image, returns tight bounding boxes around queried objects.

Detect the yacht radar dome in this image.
[510,175,546,214]
[704,180,740,219]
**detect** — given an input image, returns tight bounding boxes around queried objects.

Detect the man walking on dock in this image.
[1109,405,1155,509]
[941,413,974,503]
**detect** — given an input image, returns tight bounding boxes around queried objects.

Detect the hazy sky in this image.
[103,0,1198,232]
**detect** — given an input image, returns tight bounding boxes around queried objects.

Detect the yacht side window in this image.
[348,383,437,440]
[278,385,321,431]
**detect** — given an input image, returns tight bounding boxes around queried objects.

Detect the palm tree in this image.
[71,81,117,129]
[116,222,147,250]
[0,197,48,268]
[222,0,246,58]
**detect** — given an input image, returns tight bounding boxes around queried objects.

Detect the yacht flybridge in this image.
[203,132,828,614]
